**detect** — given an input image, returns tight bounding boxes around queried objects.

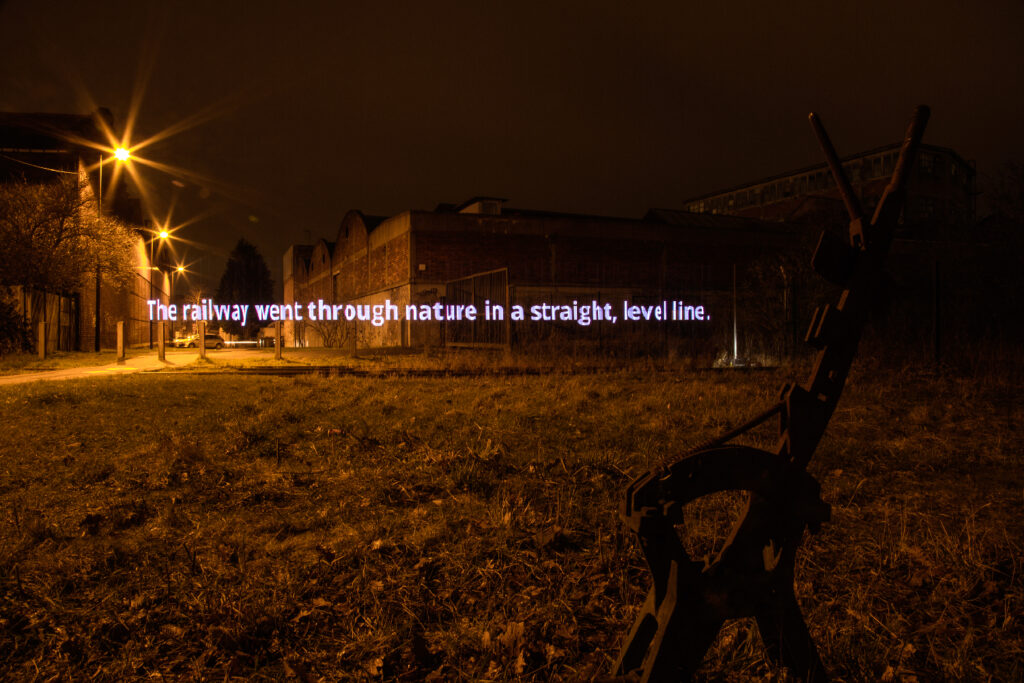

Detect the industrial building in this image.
[284,139,978,358]
[682,142,975,230]
[283,198,800,352]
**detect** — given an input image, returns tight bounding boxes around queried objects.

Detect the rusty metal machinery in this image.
[610,107,930,682]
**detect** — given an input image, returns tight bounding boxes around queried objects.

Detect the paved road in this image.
[0,349,265,386]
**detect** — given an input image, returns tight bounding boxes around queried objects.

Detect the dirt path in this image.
[0,349,264,385]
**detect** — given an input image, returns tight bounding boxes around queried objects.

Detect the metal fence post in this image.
[275,320,282,360]
[37,322,46,360]
[199,321,207,359]
[158,321,166,361]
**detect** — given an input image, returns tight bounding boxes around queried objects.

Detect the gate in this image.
[443,267,510,349]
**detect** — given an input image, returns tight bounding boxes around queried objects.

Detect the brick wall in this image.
[413,231,548,284]
[409,211,776,293]
[75,235,163,350]
[331,222,409,301]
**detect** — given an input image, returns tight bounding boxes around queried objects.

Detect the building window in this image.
[919,153,938,179]
[882,153,896,175]
[917,196,936,220]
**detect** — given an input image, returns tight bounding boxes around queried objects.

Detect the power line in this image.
[0,153,79,175]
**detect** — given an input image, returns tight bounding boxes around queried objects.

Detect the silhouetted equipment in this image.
[610,106,930,682]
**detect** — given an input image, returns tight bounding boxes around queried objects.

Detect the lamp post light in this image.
[95,147,131,351]
[149,229,169,349]
[97,148,130,212]
[172,264,186,310]
[169,265,186,343]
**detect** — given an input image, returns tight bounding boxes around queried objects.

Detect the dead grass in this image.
[0,364,1020,680]
[157,345,720,376]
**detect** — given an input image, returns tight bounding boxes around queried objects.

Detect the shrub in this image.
[0,291,29,356]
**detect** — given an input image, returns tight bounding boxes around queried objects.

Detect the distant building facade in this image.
[681,142,975,230]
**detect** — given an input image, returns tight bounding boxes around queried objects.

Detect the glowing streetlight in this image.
[172,265,187,300]
[95,146,132,351]
[149,228,171,349]
[97,147,132,214]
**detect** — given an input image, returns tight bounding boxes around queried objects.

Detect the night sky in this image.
[2,1,1022,295]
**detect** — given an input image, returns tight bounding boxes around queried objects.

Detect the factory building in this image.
[283,198,799,352]
[284,140,978,358]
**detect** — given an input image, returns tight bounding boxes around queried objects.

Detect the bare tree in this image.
[0,174,137,294]
[182,287,206,337]
[304,318,355,348]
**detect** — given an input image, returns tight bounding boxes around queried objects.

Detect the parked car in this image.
[176,334,225,349]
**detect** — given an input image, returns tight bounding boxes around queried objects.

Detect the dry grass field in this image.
[0,363,1021,681]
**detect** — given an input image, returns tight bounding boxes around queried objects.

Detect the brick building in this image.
[1,110,168,351]
[284,138,980,359]
[283,198,799,352]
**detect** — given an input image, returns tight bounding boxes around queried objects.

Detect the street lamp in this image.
[97,148,130,213]
[149,229,169,349]
[171,264,186,300]
[95,147,131,351]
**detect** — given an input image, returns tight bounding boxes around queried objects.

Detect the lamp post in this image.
[93,148,131,352]
[95,153,102,351]
[173,265,185,295]
[96,148,130,212]
[149,229,169,349]
[94,147,131,351]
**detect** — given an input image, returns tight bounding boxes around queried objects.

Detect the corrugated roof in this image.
[681,142,973,204]
[644,208,791,232]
